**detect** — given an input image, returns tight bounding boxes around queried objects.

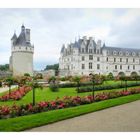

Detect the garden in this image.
[0,73,140,131]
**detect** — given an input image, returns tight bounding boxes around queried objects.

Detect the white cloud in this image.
[0,9,140,70]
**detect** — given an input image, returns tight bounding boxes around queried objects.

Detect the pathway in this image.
[0,85,17,93]
[27,100,140,132]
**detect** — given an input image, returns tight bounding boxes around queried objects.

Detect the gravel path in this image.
[27,100,140,132]
[0,86,17,93]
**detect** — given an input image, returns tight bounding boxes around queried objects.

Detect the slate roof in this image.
[11,33,17,40]
[11,25,31,47]
[61,45,65,53]
[102,46,140,56]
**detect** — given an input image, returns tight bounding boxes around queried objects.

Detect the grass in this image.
[0,93,140,131]
[0,84,140,106]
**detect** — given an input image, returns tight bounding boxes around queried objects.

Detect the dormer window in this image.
[132,52,136,56]
[126,51,129,56]
[119,51,122,56]
[113,51,117,55]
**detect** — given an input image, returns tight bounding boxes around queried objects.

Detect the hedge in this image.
[78,82,140,93]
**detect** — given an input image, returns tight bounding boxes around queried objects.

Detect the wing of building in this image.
[9,24,34,76]
[59,36,140,77]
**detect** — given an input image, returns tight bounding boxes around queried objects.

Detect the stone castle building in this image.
[9,24,34,76]
[59,36,140,77]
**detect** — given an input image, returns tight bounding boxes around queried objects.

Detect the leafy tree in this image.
[73,76,81,93]
[48,76,59,92]
[44,64,59,71]
[44,63,59,75]
[35,73,43,79]
[107,72,114,80]
[29,77,43,106]
[24,73,30,77]
[3,77,14,95]
[0,64,9,71]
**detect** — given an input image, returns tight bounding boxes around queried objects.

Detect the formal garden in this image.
[0,72,140,131]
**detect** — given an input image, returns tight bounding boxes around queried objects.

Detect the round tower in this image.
[10,24,34,76]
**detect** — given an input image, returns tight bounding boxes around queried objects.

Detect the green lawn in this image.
[0,85,140,106]
[0,80,139,107]
[0,93,140,131]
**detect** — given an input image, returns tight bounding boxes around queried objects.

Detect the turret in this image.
[96,40,102,54]
[11,32,17,46]
[21,24,25,32]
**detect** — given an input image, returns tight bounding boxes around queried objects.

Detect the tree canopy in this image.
[44,63,59,71]
[0,64,9,71]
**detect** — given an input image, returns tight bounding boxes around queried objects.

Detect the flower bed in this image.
[0,86,32,101]
[0,88,140,119]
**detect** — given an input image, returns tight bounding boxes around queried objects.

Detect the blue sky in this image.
[0,8,140,70]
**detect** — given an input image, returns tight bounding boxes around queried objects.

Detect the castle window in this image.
[97,64,100,70]
[126,58,128,63]
[120,65,122,70]
[126,52,129,56]
[106,57,108,62]
[82,56,85,61]
[115,65,117,70]
[119,51,123,56]
[26,47,27,50]
[89,63,92,69]
[114,58,116,62]
[133,65,135,70]
[97,50,100,54]
[132,52,136,56]
[133,58,135,62]
[113,51,117,55]
[82,64,85,69]
[128,65,130,70]
[82,48,84,53]
[120,58,122,62]
[89,49,92,53]
[89,55,93,60]
[97,57,100,61]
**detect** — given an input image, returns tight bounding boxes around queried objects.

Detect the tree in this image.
[89,74,103,101]
[0,64,9,71]
[73,76,81,93]
[3,77,14,95]
[24,73,30,77]
[44,64,59,71]
[48,76,59,92]
[35,73,43,79]
[107,72,114,80]
[29,77,43,106]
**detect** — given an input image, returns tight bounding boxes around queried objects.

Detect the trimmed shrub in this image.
[49,83,59,92]
[78,82,140,93]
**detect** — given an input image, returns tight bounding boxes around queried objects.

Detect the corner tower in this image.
[9,24,34,76]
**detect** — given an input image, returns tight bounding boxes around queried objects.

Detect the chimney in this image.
[89,37,94,40]
[97,40,101,46]
[83,36,87,40]
[26,29,30,43]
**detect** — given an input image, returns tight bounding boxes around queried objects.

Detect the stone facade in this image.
[59,36,140,77]
[9,25,34,76]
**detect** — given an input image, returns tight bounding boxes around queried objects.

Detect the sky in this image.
[0,8,140,70]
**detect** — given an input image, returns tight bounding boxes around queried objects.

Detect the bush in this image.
[49,83,59,92]
[59,81,102,88]
[78,82,140,93]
